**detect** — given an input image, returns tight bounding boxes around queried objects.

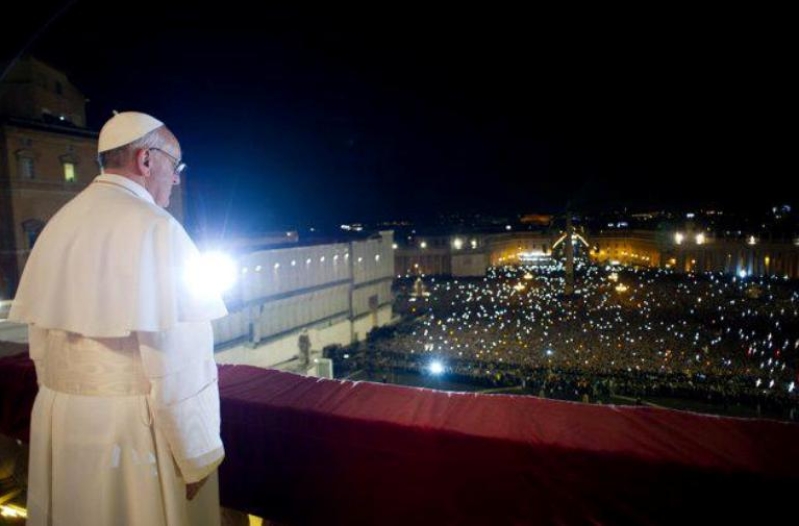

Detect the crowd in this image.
[329,262,799,420]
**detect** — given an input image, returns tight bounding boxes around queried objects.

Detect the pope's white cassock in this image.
[9,173,228,525]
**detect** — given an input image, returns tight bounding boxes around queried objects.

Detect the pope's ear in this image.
[136,149,151,175]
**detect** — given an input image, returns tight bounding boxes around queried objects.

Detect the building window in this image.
[18,157,34,179]
[60,154,78,182]
[22,219,45,249]
[64,162,76,182]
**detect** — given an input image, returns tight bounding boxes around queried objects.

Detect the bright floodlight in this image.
[674,232,684,245]
[695,233,705,245]
[429,360,444,375]
[738,269,748,279]
[186,251,237,295]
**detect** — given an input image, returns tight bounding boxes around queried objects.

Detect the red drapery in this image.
[3,352,799,524]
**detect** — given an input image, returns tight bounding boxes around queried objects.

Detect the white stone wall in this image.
[213,231,396,369]
[237,243,350,303]
[256,284,349,340]
[216,316,354,369]
[351,231,394,285]
[351,280,392,318]
[211,308,249,347]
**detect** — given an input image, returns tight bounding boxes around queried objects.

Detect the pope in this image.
[10,111,228,526]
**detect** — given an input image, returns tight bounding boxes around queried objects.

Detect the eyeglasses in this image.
[149,147,187,176]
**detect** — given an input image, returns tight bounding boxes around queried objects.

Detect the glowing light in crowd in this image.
[674,233,684,245]
[695,233,705,245]
[453,238,464,250]
[748,235,757,245]
[385,261,799,399]
[429,361,445,375]
[738,269,748,279]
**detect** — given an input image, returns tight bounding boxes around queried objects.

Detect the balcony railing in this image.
[2,345,799,525]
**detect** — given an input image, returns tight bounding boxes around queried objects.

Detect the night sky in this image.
[4,1,793,233]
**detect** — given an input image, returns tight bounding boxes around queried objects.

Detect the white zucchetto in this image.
[98,111,164,152]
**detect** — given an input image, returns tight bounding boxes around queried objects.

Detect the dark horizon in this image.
[4,1,793,232]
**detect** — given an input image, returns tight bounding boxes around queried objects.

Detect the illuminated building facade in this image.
[394,231,562,277]
[212,231,395,371]
[591,230,663,268]
[591,229,799,278]
[394,225,799,280]
[0,57,96,298]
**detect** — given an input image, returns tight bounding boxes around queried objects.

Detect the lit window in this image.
[64,162,76,182]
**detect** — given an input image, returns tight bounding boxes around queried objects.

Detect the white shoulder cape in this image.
[9,174,228,337]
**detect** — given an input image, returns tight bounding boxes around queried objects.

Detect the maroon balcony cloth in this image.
[0,349,37,442]
[216,365,799,525]
[3,354,799,524]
